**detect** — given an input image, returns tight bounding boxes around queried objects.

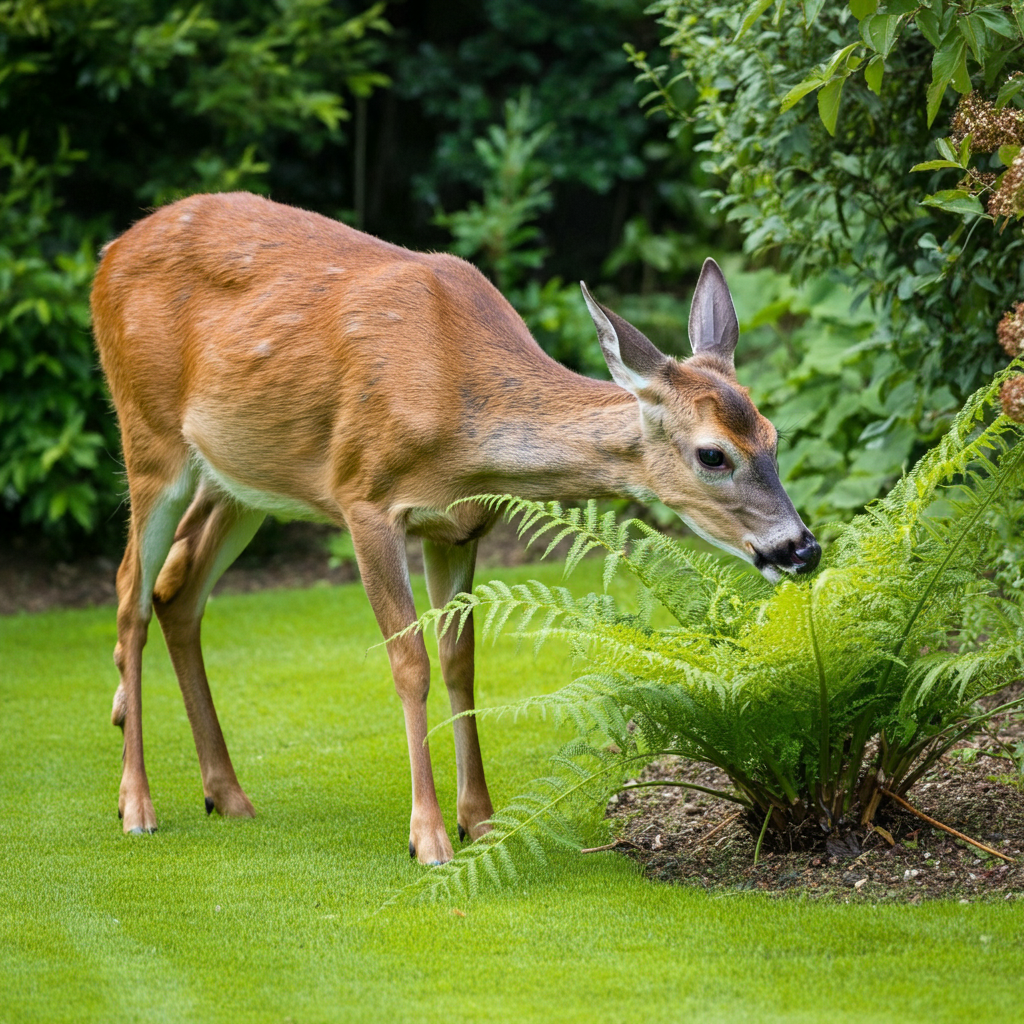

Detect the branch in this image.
[880,787,1013,863]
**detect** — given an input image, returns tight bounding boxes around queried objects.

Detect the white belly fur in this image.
[192,451,324,522]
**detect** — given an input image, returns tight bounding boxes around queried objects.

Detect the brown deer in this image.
[90,191,819,865]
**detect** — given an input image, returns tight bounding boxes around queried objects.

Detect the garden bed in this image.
[607,694,1024,904]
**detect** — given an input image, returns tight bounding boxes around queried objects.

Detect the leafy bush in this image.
[0,130,116,541]
[409,370,1024,896]
[629,0,1024,515]
[0,0,391,546]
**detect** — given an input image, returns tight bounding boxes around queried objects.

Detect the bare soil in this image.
[606,694,1024,904]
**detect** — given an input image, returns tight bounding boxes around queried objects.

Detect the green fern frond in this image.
[398,373,1024,900]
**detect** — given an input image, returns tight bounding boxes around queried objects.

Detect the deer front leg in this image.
[422,538,493,842]
[346,504,453,865]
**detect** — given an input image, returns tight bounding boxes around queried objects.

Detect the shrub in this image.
[628,0,1024,516]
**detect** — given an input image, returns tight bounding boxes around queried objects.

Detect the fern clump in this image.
[411,371,1024,898]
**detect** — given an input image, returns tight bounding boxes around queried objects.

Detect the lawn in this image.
[2,561,1022,1023]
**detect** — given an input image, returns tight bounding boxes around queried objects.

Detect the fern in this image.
[406,369,1024,899]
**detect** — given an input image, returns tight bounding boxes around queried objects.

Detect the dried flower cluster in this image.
[989,150,1024,219]
[999,376,1024,422]
[950,91,1024,152]
[998,302,1024,358]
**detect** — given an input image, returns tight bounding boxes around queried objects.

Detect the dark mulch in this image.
[605,693,1024,904]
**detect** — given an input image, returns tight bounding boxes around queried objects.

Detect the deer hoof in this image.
[128,826,156,835]
[205,797,215,815]
[458,823,467,843]
[409,841,416,858]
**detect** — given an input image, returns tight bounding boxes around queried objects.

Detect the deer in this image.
[90,191,820,865]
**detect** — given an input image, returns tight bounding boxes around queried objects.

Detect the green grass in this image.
[2,561,1023,1023]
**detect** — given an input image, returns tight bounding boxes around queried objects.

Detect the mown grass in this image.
[2,561,1023,1023]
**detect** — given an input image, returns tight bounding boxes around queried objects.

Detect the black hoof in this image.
[205,797,215,815]
[117,808,123,820]
[458,823,467,843]
[409,841,416,858]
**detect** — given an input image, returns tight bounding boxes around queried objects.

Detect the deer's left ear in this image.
[688,258,739,366]
[581,282,668,397]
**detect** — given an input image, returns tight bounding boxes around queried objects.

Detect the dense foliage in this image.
[408,369,1024,897]
[0,0,687,550]
[630,1,1024,522]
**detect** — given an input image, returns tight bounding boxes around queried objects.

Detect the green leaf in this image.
[910,159,963,172]
[920,190,985,217]
[861,14,901,57]
[999,145,1021,167]
[995,75,1024,111]
[804,0,827,26]
[931,35,971,100]
[957,14,985,65]
[1012,0,1024,40]
[818,76,845,136]
[823,43,861,79]
[735,0,774,41]
[958,133,972,167]
[975,9,1018,38]
[780,76,824,113]
[935,137,959,162]
[926,75,949,128]
[849,0,877,17]
[864,54,884,96]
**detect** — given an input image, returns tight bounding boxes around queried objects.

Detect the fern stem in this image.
[807,585,831,795]
[898,693,1024,793]
[618,780,750,806]
[753,806,772,867]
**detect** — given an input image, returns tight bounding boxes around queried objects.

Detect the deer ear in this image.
[688,258,739,365]
[581,282,668,396]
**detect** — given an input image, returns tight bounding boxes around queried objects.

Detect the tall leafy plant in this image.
[405,370,1024,897]
[627,1,1024,521]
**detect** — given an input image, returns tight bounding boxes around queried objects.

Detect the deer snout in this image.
[753,530,821,579]
[788,534,821,574]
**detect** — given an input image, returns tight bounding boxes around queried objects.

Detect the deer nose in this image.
[789,535,821,574]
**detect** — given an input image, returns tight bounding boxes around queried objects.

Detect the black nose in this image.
[790,535,821,574]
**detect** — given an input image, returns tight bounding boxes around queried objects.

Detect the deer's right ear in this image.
[581,282,668,397]
[688,258,739,366]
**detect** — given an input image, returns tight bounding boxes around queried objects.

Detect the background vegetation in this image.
[2,0,1023,563]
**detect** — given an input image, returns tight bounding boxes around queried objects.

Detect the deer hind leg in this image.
[422,538,493,842]
[346,503,454,865]
[151,486,264,819]
[112,458,197,834]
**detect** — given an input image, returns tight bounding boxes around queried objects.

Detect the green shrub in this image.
[0,131,116,542]
[628,0,1024,514]
[409,369,1024,896]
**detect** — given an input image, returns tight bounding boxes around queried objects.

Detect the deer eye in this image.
[697,448,726,469]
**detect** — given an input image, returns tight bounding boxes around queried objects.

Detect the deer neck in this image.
[469,376,650,502]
